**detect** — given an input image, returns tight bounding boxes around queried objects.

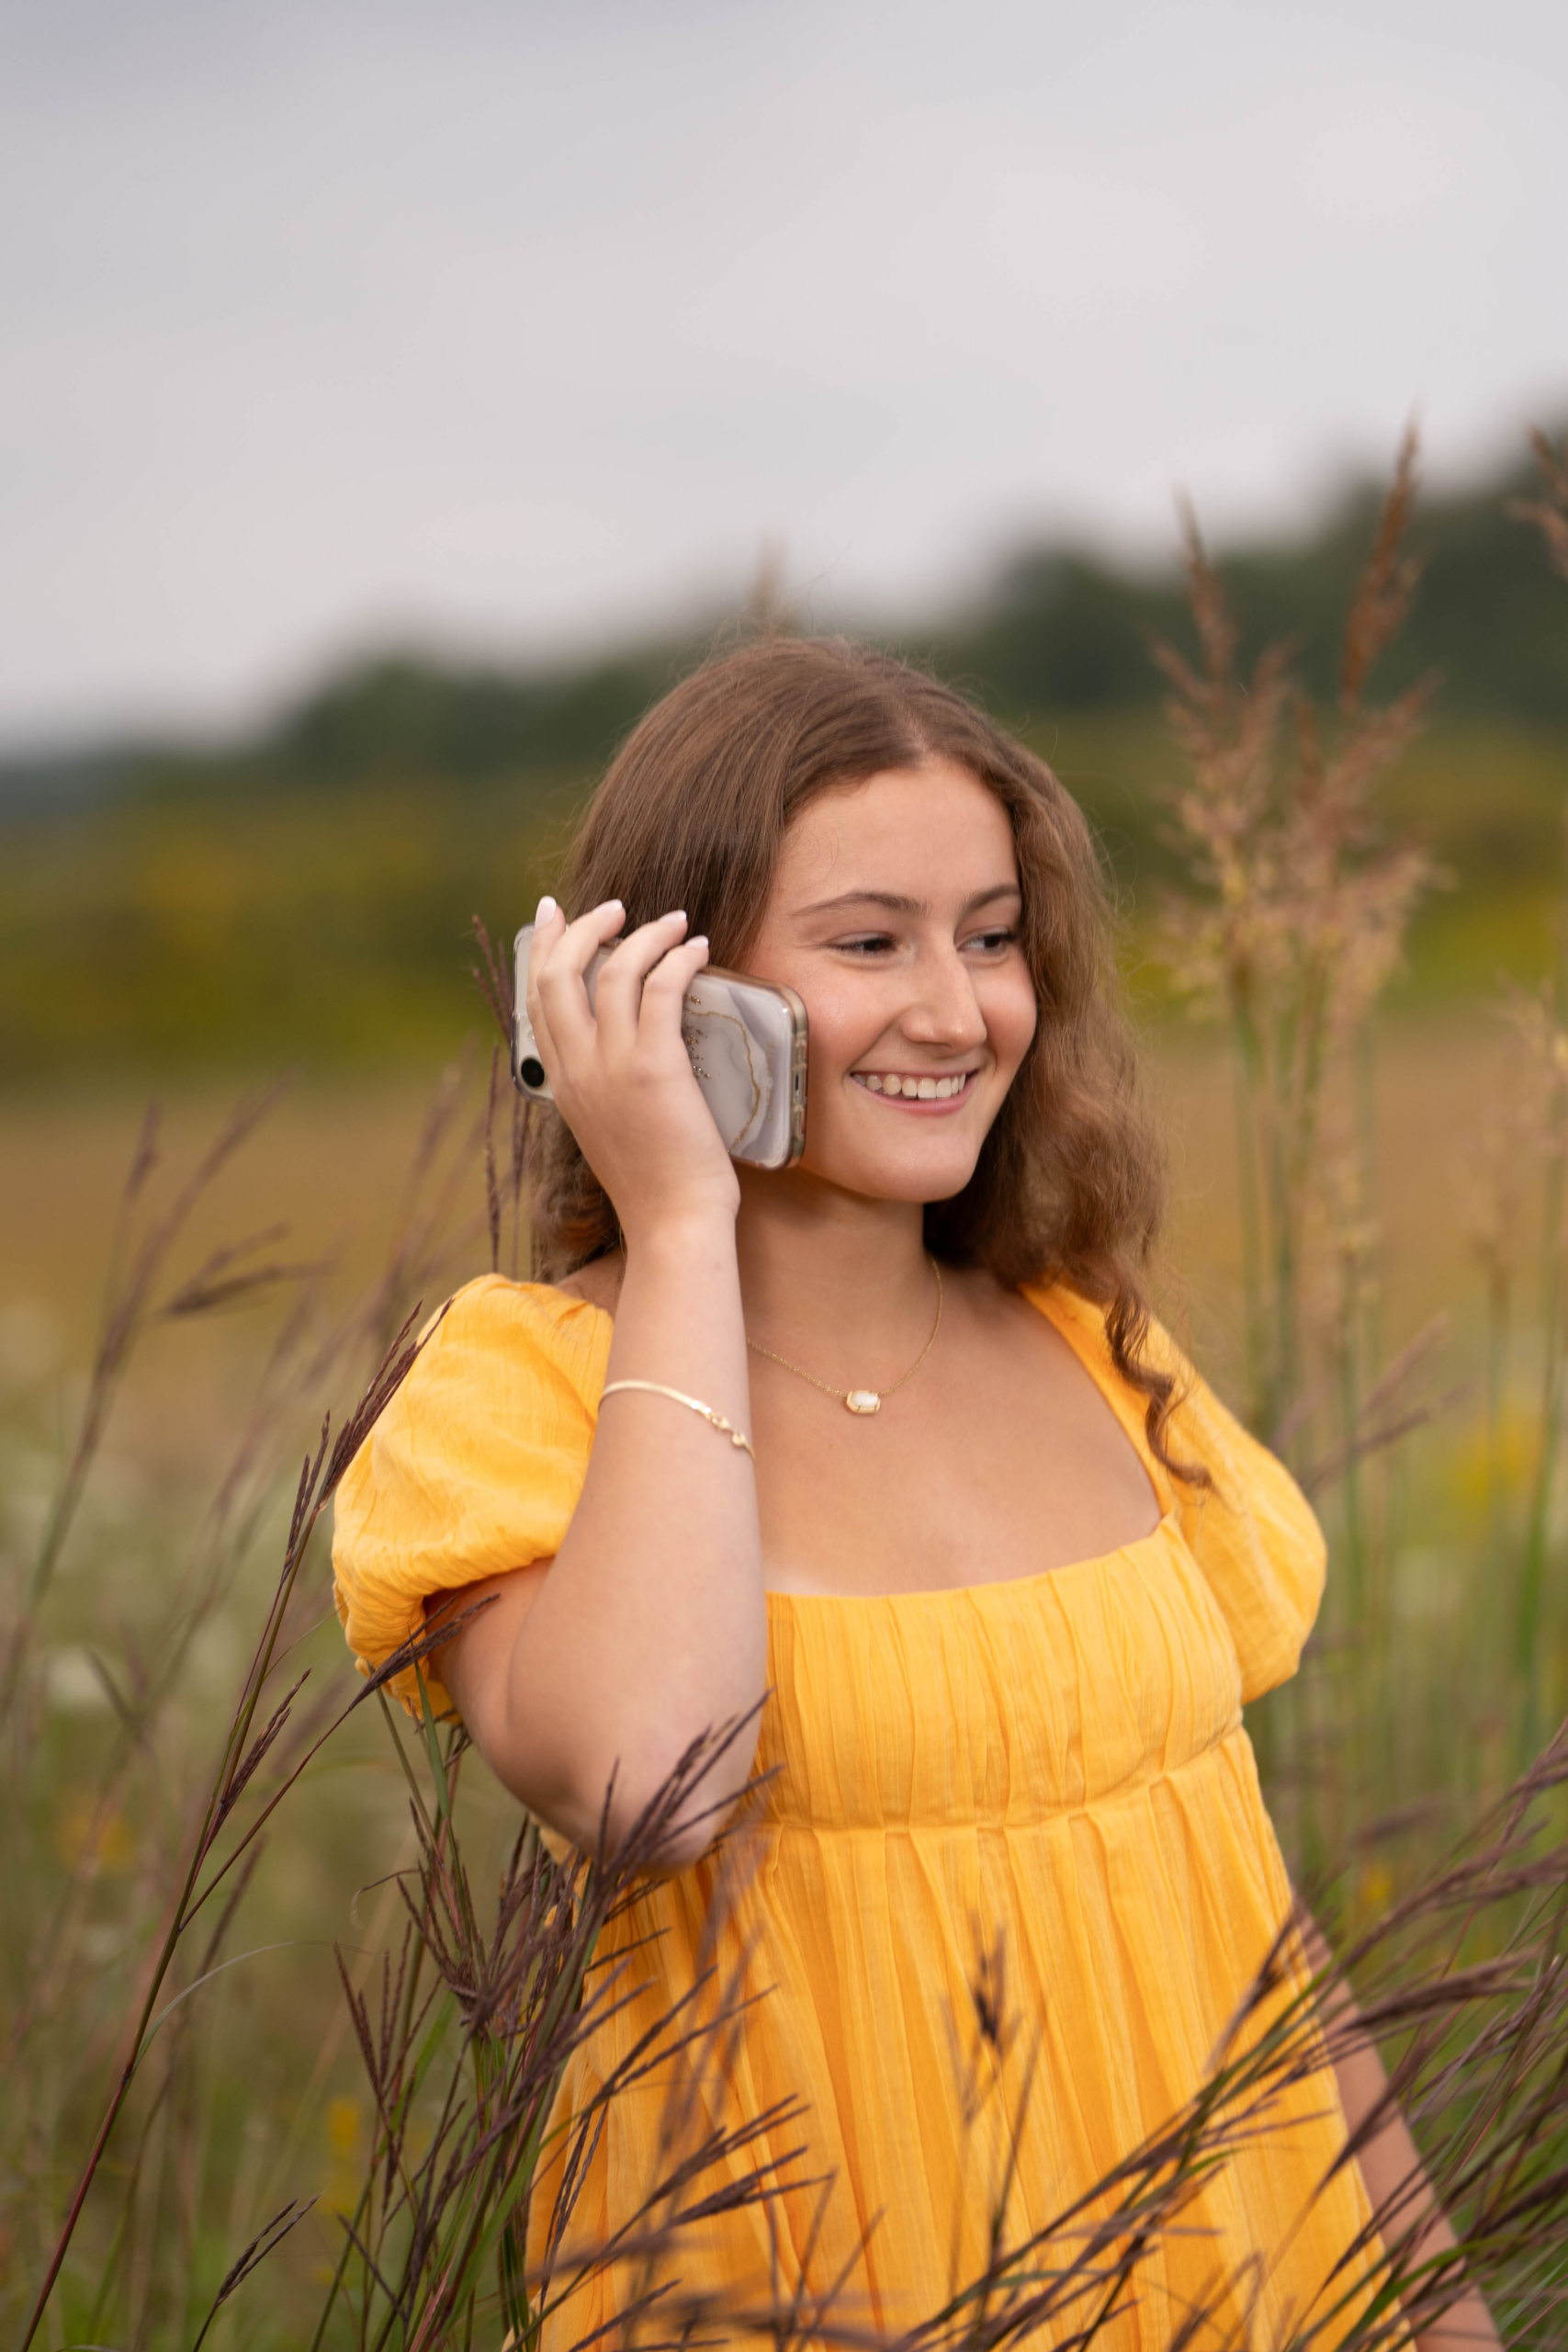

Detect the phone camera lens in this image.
[520,1056,547,1089]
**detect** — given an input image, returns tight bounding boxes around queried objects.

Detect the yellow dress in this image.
[333,1275,1382,2347]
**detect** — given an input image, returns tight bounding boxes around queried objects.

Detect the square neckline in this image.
[559,1273,1179,1611]
[763,1281,1177,1610]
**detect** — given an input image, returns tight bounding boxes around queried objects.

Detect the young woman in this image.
[333,639,1491,2347]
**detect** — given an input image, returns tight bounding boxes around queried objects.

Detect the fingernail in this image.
[536,894,557,922]
[690,934,709,951]
[666,910,687,922]
[604,898,624,912]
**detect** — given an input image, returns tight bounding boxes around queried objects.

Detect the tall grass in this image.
[1153,425,1568,1879]
[1,1066,501,2342]
[5,430,1568,2342]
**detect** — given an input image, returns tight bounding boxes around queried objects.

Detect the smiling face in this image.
[744,757,1039,1205]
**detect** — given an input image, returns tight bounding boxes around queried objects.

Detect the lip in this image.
[849,1069,981,1114]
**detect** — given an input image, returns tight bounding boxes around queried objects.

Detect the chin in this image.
[829,1144,984,1205]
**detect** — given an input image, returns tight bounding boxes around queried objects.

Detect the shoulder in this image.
[1153,1315,1326,1701]
[354,1272,614,1513]
[1023,1282,1326,1702]
[410,1270,614,1399]
[333,1275,614,1713]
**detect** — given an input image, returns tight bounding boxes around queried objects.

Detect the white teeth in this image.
[855,1071,971,1098]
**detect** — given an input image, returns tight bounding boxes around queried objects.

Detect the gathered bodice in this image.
[758,1518,1244,1832]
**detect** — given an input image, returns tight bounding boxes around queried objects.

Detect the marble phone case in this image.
[512,924,807,1170]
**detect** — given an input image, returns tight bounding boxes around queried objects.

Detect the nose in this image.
[900,942,988,1055]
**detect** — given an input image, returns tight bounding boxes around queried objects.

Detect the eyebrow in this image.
[797,882,1022,920]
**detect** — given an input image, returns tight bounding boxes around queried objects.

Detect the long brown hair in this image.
[529,636,1195,1476]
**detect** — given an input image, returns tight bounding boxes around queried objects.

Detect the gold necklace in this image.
[746,1258,943,1416]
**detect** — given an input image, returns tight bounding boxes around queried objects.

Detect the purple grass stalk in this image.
[16,1315,431,2350]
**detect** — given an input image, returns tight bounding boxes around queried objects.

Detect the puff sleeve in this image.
[333,1273,612,1717]
[1028,1284,1326,1704]
[1152,1325,1327,1702]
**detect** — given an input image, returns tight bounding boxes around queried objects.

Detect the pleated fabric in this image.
[333,1276,1381,2346]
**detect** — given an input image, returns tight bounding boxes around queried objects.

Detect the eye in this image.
[835,933,898,957]
[963,925,1020,956]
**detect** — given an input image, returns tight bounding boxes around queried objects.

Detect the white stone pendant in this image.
[844,1389,882,1415]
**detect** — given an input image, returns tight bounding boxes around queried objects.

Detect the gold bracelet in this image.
[599,1378,756,1460]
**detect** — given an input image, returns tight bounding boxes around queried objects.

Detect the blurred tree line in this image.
[2,441,1564,1081]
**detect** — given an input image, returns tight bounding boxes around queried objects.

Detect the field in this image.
[1,1065,526,2336]
[0,1006,1556,2338]
[7,452,1568,2342]
[5,718,1568,1085]
[0,1022,1506,1452]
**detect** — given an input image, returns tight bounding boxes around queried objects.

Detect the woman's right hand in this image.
[527,897,742,1246]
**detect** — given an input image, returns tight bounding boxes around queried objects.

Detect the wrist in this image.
[621,1201,740,1270]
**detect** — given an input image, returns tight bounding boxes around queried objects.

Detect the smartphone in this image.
[512,924,808,1170]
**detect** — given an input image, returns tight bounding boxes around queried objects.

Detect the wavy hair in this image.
[528,636,1196,1477]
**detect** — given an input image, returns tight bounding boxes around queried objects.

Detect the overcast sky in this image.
[1,0,1563,746]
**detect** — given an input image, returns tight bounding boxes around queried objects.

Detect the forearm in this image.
[1314,1924,1499,2350]
[475,1215,766,1854]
